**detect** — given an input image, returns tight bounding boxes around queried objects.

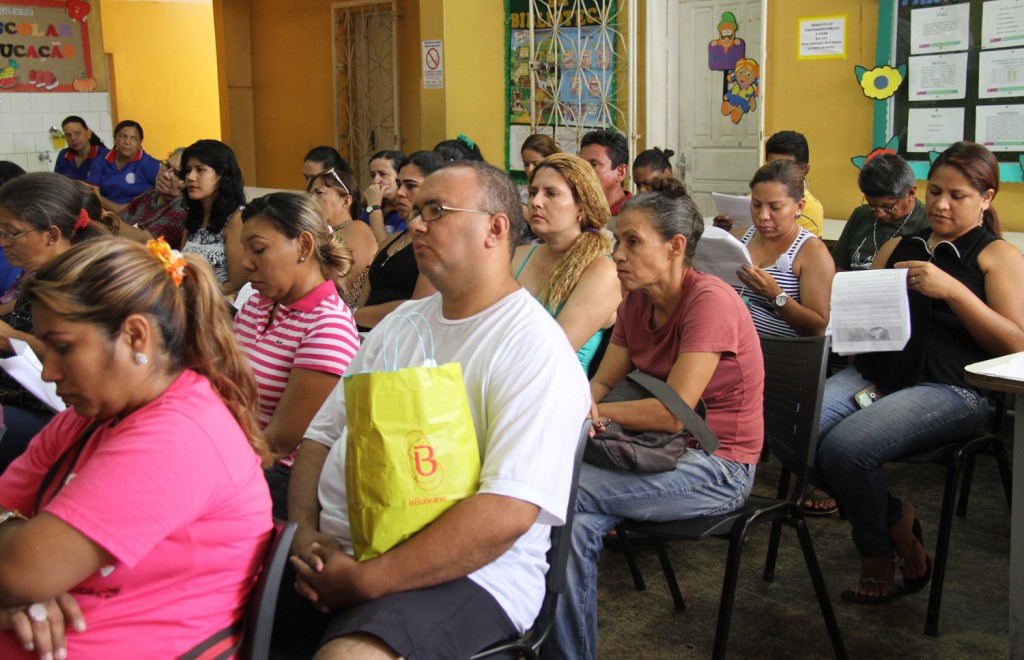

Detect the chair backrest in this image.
[528,420,591,641]
[760,335,830,494]
[241,520,298,660]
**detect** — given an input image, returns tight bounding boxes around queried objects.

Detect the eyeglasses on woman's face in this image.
[0,227,42,241]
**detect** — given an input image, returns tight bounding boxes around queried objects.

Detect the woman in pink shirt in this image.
[234,192,360,518]
[0,238,272,659]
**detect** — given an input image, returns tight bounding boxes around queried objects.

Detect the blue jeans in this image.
[0,404,53,475]
[549,449,756,660]
[813,366,988,557]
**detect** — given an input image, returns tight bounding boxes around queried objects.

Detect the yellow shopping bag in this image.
[344,314,481,561]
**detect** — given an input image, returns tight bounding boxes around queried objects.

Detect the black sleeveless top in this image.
[360,231,419,330]
[855,226,998,394]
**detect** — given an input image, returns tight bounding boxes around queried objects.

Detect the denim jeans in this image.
[549,449,756,660]
[812,366,988,557]
[0,404,53,475]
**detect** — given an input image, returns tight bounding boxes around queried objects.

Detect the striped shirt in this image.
[734,226,814,338]
[233,280,359,464]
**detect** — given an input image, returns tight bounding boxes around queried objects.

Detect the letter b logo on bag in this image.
[407,431,444,490]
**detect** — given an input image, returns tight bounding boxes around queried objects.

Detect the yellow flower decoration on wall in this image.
[855,64,906,100]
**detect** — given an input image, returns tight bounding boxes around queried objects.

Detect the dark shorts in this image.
[320,577,516,660]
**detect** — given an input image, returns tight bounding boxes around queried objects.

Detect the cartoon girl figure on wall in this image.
[721,58,759,124]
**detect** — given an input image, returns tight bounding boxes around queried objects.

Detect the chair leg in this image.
[653,539,685,611]
[993,438,1013,511]
[792,514,848,660]
[923,450,962,637]
[710,524,749,660]
[763,469,792,583]
[955,452,978,517]
[615,526,646,591]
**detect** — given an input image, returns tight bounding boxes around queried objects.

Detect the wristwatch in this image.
[366,205,383,214]
[0,509,27,528]
[768,291,789,309]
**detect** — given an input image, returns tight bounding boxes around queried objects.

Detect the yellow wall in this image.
[765,0,1024,230]
[100,0,220,160]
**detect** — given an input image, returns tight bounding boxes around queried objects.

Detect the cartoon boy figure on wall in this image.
[708,11,745,71]
[721,58,759,124]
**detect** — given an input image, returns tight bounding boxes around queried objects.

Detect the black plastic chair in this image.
[241,520,298,660]
[616,335,846,660]
[889,393,1012,637]
[471,419,591,660]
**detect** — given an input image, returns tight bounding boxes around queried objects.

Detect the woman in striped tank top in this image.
[734,159,834,338]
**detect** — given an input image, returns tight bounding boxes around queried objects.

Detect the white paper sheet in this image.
[711,192,753,230]
[908,52,969,101]
[982,0,1024,50]
[692,225,752,289]
[911,3,971,55]
[979,48,1024,99]
[829,270,911,356]
[907,107,965,152]
[1,339,65,413]
[975,104,1024,151]
[966,353,1024,382]
[232,282,258,310]
[798,16,847,59]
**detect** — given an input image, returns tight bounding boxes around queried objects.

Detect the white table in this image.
[965,354,1024,659]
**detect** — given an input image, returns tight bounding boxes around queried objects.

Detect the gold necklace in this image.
[381,231,412,267]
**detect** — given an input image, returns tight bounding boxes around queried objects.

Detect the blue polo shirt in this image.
[54,144,109,182]
[86,149,160,204]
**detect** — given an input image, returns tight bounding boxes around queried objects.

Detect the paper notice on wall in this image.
[911,3,970,55]
[422,40,444,89]
[982,0,1024,50]
[979,48,1024,99]
[975,104,1024,151]
[830,270,911,356]
[907,107,965,152]
[798,16,847,60]
[908,52,968,101]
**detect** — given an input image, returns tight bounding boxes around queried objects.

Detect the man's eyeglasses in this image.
[411,203,494,223]
[0,227,41,241]
[306,168,349,195]
[863,196,900,217]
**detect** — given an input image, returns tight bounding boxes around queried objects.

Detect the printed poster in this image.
[0,0,94,92]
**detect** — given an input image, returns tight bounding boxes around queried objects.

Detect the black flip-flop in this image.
[841,581,908,605]
[801,488,839,516]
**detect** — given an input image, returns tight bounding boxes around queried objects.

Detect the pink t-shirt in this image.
[0,369,272,658]
[611,267,764,463]
[233,279,358,428]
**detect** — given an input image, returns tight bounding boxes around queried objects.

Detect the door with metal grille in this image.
[332,1,399,188]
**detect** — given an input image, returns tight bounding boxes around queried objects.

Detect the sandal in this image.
[841,577,908,604]
[801,487,838,516]
[896,518,933,594]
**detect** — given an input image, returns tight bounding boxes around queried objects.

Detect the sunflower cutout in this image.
[855,64,906,100]
[851,136,900,169]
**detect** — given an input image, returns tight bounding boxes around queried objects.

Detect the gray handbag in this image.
[584,371,720,473]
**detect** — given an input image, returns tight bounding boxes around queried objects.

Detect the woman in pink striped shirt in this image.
[233,192,360,518]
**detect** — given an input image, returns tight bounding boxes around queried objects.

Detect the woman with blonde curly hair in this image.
[514,153,620,373]
[234,192,360,518]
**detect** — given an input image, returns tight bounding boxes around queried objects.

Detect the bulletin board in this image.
[875,0,1024,180]
[504,0,623,175]
[0,0,95,92]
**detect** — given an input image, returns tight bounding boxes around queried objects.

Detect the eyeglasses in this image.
[160,160,183,179]
[306,168,349,195]
[411,202,494,223]
[0,227,41,241]
[863,196,900,217]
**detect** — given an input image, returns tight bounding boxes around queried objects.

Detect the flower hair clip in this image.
[456,134,476,150]
[73,209,90,231]
[147,237,187,287]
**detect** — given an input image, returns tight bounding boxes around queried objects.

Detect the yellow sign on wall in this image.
[798,15,848,61]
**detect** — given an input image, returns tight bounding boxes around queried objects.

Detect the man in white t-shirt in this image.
[286,160,590,659]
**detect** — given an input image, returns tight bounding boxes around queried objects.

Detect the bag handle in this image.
[380,312,436,371]
[627,371,720,455]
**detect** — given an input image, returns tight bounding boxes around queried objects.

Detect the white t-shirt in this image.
[306,288,590,632]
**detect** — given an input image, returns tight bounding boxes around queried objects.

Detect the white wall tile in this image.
[89,93,109,113]
[9,94,32,113]
[0,135,14,153]
[5,153,28,170]
[70,94,91,113]
[1,114,22,134]
[20,113,41,133]
[29,94,50,113]
[13,134,33,152]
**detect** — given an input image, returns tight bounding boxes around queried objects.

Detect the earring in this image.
[979,209,985,226]
[299,257,305,262]
[134,352,149,366]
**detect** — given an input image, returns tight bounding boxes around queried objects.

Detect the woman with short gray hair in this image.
[832,153,930,271]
